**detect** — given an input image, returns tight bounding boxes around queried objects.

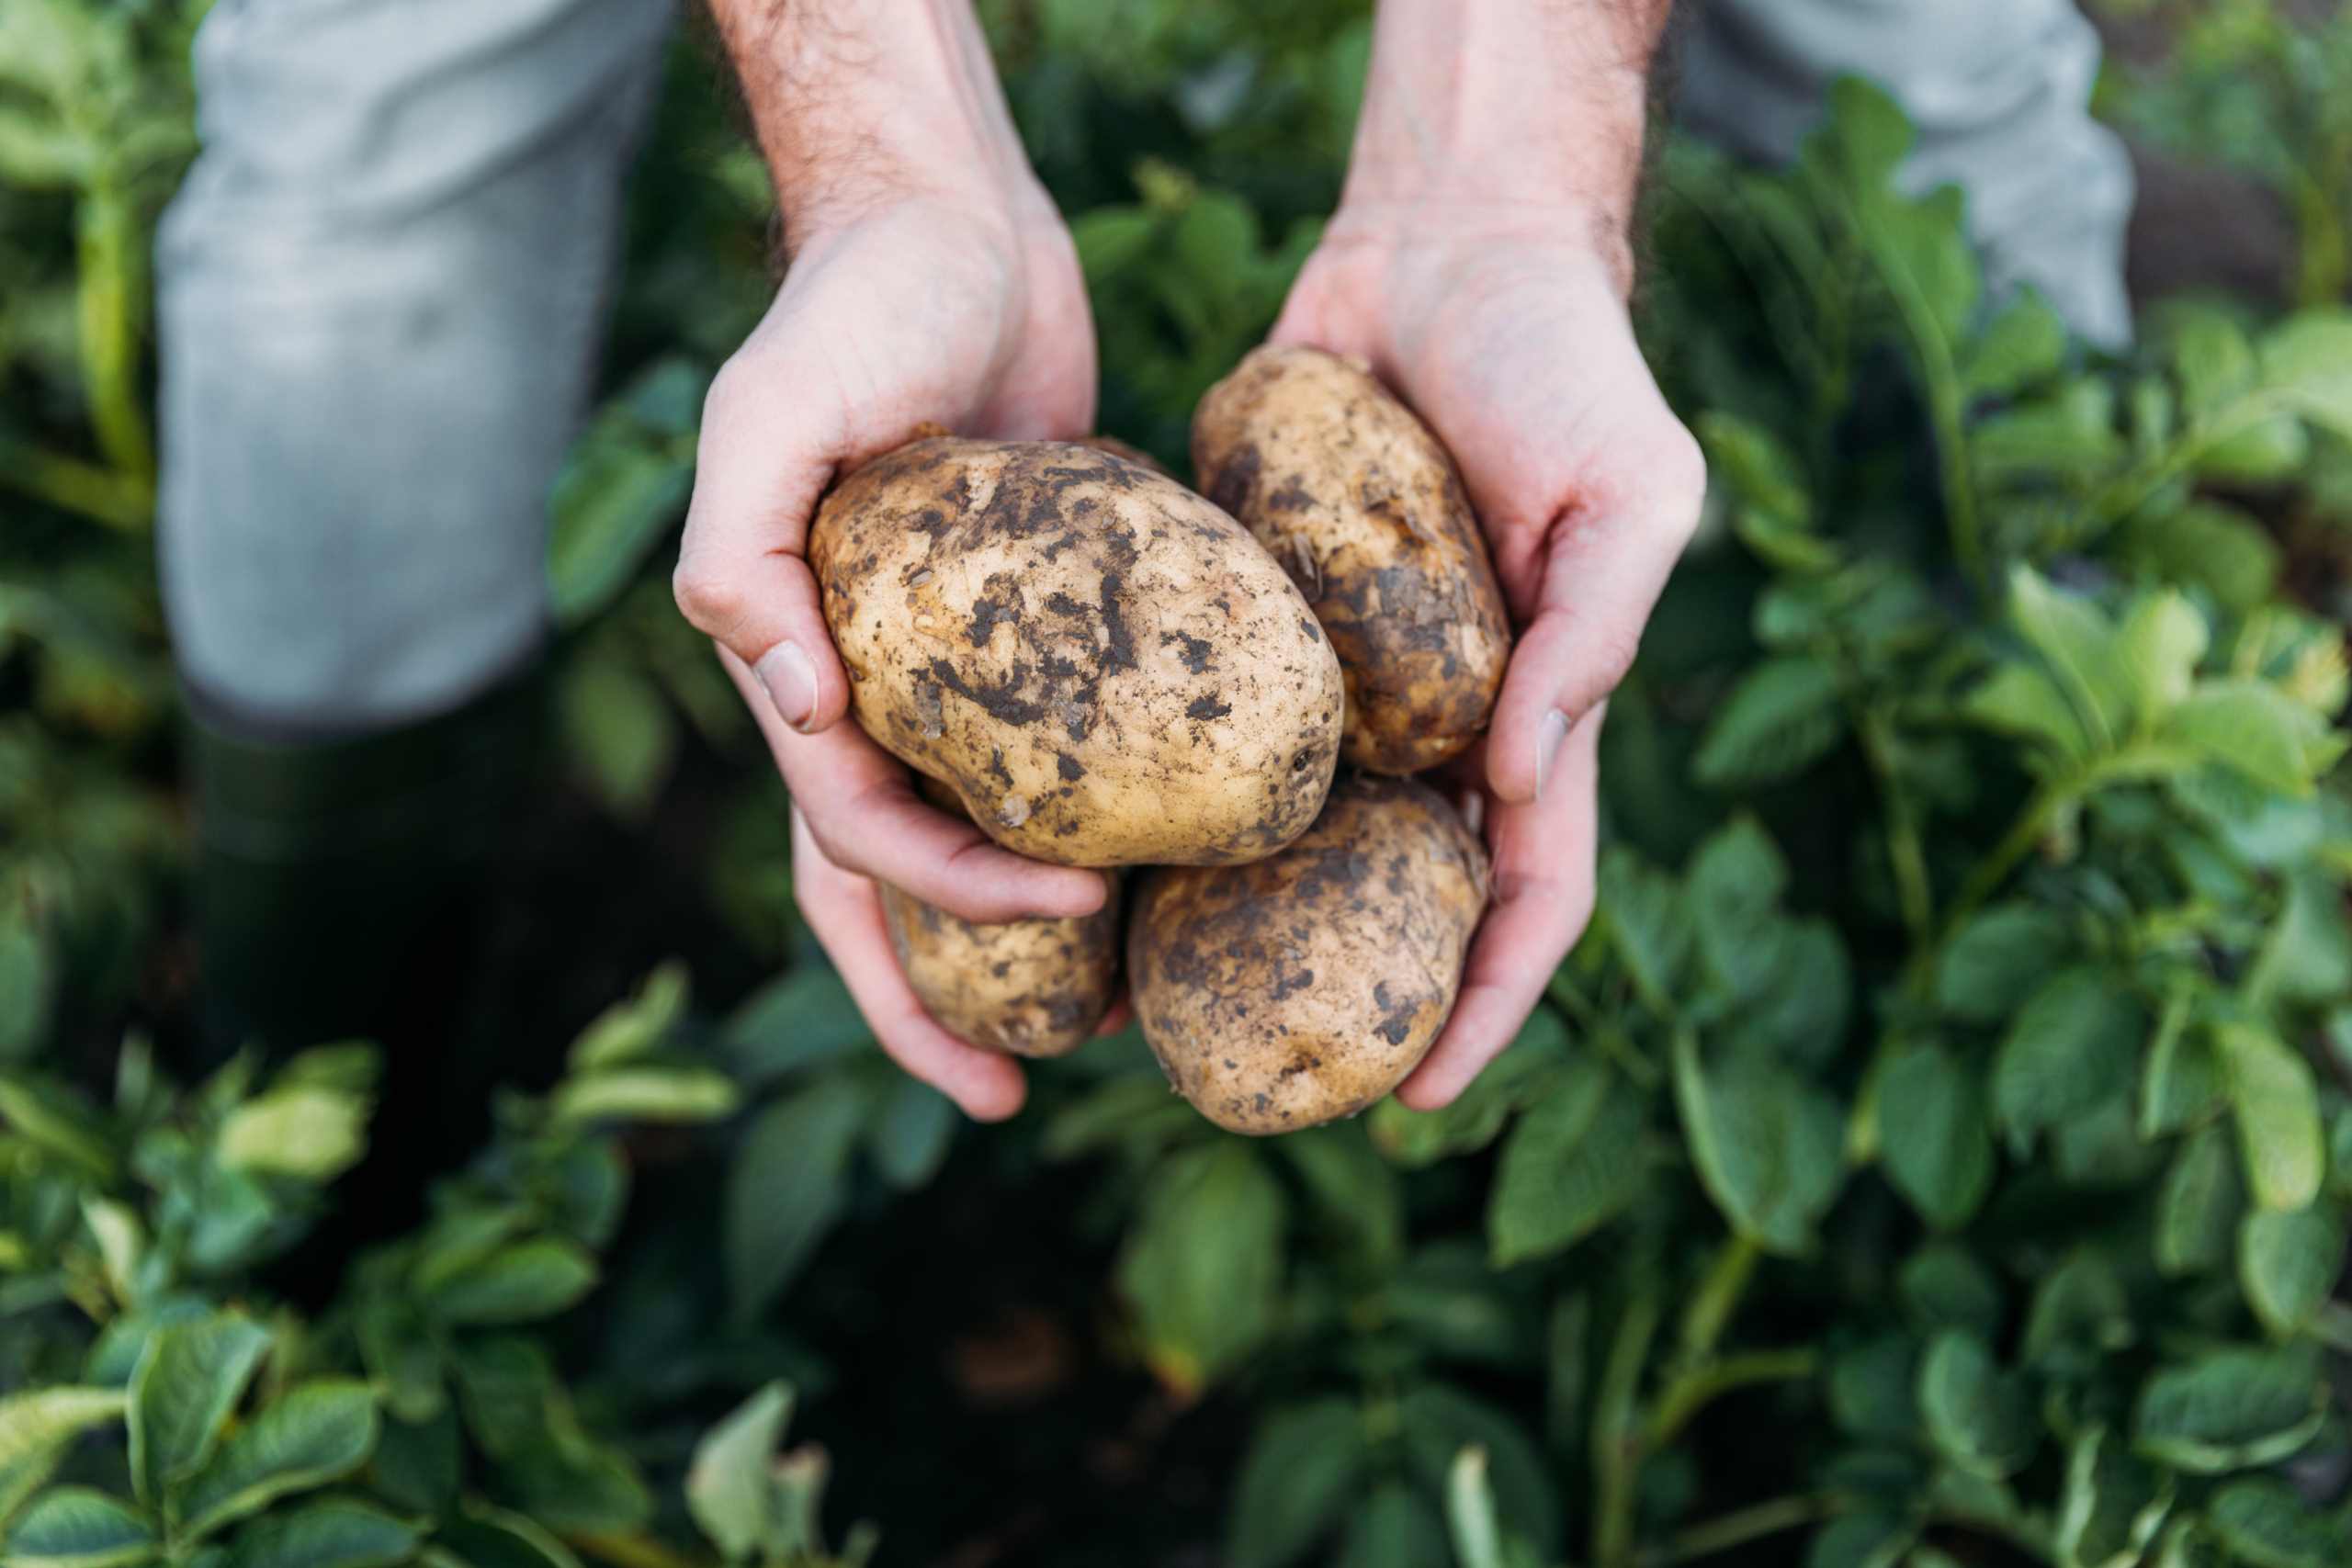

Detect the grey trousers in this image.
[156,0,2132,736]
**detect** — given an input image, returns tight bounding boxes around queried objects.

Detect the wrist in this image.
[710,0,1046,252]
[1340,0,1664,268]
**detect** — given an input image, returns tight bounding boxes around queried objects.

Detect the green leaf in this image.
[2157,1124,2248,1278]
[2116,592,2210,728]
[1688,815,1790,1001]
[1806,1508,1916,1568]
[724,1075,869,1321]
[1917,1331,2036,1480]
[1116,1143,1284,1396]
[178,1382,379,1540]
[2115,501,2280,615]
[720,969,872,1085]
[1961,288,2067,400]
[1695,412,1811,525]
[1897,1246,2005,1340]
[2008,567,2131,752]
[1227,1399,1366,1568]
[1991,970,2143,1151]
[1962,664,2090,763]
[0,1390,124,1523]
[559,657,678,821]
[424,1238,598,1326]
[2164,682,2344,797]
[127,1315,271,1505]
[369,1409,458,1517]
[2237,1203,2345,1337]
[567,964,689,1072]
[1278,1129,1403,1273]
[2258,310,2352,441]
[1487,1062,1651,1266]
[1596,850,1692,1004]
[2205,1477,2346,1568]
[2133,1344,2326,1472]
[2022,1253,2132,1366]
[2142,1008,2227,1138]
[548,1066,739,1130]
[865,1077,956,1191]
[1371,1007,1571,1168]
[546,430,694,627]
[2171,309,2256,420]
[0,905,54,1062]
[2215,1023,2324,1212]
[433,1509,585,1568]
[2056,1426,2171,1568]
[1693,656,1846,789]
[1828,1335,1921,1440]
[214,1087,367,1180]
[685,1382,790,1562]
[1335,1483,1448,1568]
[1,1487,157,1568]
[222,1500,417,1568]
[0,1074,115,1181]
[1878,1046,1995,1230]
[1934,904,2072,1024]
[1672,1033,1846,1256]
[1397,1384,1558,1555]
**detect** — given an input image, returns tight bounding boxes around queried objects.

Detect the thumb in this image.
[672,355,864,736]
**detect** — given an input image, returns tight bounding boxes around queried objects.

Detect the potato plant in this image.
[6,4,2352,1567]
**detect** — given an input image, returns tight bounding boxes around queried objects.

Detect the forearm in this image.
[1344,0,1671,280]
[706,0,1043,247]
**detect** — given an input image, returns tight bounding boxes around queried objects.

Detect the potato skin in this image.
[1128,774,1489,1134]
[1192,345,1511,773]
[882,876,1122,1058]
[810,437,1344,867]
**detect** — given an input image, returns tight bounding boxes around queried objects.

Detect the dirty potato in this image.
[881,875,1122,1058]
[1192,345,1511,773]
[1128,774,1489,1134]
[810,437,1345,867]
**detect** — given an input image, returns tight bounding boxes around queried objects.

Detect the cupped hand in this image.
[1270,213,1706,1110]
[676,193,1105,1121]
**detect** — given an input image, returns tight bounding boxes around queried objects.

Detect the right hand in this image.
[674,190,1106,1122]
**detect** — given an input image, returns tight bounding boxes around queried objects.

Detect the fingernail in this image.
[755,641,818,732]
[1533,708,1570,800]
[1457,789,1486,837]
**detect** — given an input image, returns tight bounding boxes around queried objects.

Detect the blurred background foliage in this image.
[7,3,2352,1566]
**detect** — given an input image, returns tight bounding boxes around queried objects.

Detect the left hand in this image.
[1269,212,1705,1110]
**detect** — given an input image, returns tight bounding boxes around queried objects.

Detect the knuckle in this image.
[670,557,745,637]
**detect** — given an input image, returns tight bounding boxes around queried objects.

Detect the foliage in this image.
[6,3,2352,1567]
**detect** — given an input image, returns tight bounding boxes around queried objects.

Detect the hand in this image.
[681,1,1108,1119]
[1272,218,1704,1111]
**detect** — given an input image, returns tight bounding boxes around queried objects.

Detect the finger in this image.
[1396,705,1602,1111]
[1093,993,1133,1038]
[793,808,1027,1121]
[672,347,873,737]
[724,649,1109,923]
[1477,410,1702,806]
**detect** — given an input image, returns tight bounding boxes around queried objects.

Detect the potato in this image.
[810,436,1345,867]
[1128,774,1488,1134]
[881,876,1122,1058]
[1192,345,1511,773]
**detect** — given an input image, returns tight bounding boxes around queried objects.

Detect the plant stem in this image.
[1645,1350,1819,1450]
[0,437,153,531]
[76,179,155,486]
[1678,1235,1758,1361]
[1637,1493,1847,1567]
[1590,1289,1662,1568]
[1913,779,2069,987]
[1853,705,1933,945]
[566,1532,709,1568]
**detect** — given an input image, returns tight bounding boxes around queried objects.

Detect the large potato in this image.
[882,876,1122,1058]
[1128,774,1488,1134]
[810,437,1344,867]
[1192,345,1511,774]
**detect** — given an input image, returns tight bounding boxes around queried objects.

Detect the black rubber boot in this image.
[188,667,546,1256]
